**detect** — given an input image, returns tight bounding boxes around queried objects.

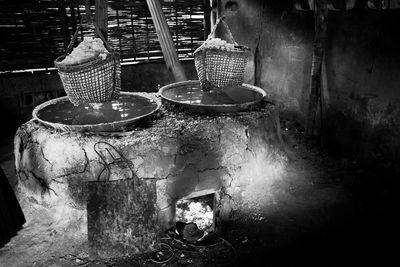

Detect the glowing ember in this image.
[176,198,213,231]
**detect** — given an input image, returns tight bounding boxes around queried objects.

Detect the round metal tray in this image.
[159,80,266,113]
[32,92,160,132]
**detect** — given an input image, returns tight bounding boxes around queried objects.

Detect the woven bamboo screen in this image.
[0,0,205,72]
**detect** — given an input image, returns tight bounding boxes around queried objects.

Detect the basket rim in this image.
[194,45,251,57]
[54,52,120,71]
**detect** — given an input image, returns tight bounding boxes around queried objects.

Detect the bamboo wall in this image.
[0,0,205,72]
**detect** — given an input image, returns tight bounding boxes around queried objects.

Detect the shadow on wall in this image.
[222,0,314,116]
[121,60,197,92]
[0,90,66,139]
[223,0,400,171]
[322,5,400,172]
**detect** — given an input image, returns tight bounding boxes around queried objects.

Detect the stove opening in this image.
[176,193,215,233]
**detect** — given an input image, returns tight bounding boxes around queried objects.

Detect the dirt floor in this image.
[0,119,399,267]
[227,120,400,266]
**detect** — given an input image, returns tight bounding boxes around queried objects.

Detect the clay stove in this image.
[14,81,287,258]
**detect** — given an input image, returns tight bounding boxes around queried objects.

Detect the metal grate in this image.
[0,0,205,72]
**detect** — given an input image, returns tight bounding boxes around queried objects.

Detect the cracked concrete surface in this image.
[6,103,294,265]
[0,108,372,267]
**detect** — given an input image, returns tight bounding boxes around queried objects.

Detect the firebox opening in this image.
[175,193,215,233]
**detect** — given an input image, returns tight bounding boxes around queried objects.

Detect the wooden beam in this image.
[95,0,108,40]
[146,0,187,82]
[306,0,328,139]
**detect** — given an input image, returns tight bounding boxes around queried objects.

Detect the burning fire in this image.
[176,199,213,231]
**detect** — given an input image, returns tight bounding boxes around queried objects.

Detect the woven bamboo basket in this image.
[55,22,121,106]
[194,17,250,91]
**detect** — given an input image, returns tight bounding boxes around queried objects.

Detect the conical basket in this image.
[194,17,250,91]
[54,21,121,106]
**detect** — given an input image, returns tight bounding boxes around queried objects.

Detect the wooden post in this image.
[57,0,69,50]
[95,0,108,40]
[210,0,218,30]
[146,0,187,82]
[254,1,267,87]
[84,0,93,23]
[305,0,328,139]
[213,0,226,39]
[217,0,223,18]
[204,0,212,39]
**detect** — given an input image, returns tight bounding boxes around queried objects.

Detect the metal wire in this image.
[155,235,237,266]
[93,141,137,184]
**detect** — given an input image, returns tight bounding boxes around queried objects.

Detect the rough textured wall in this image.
[221,0,313,117]
[225,0,400,168]
[323,8,400,169]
